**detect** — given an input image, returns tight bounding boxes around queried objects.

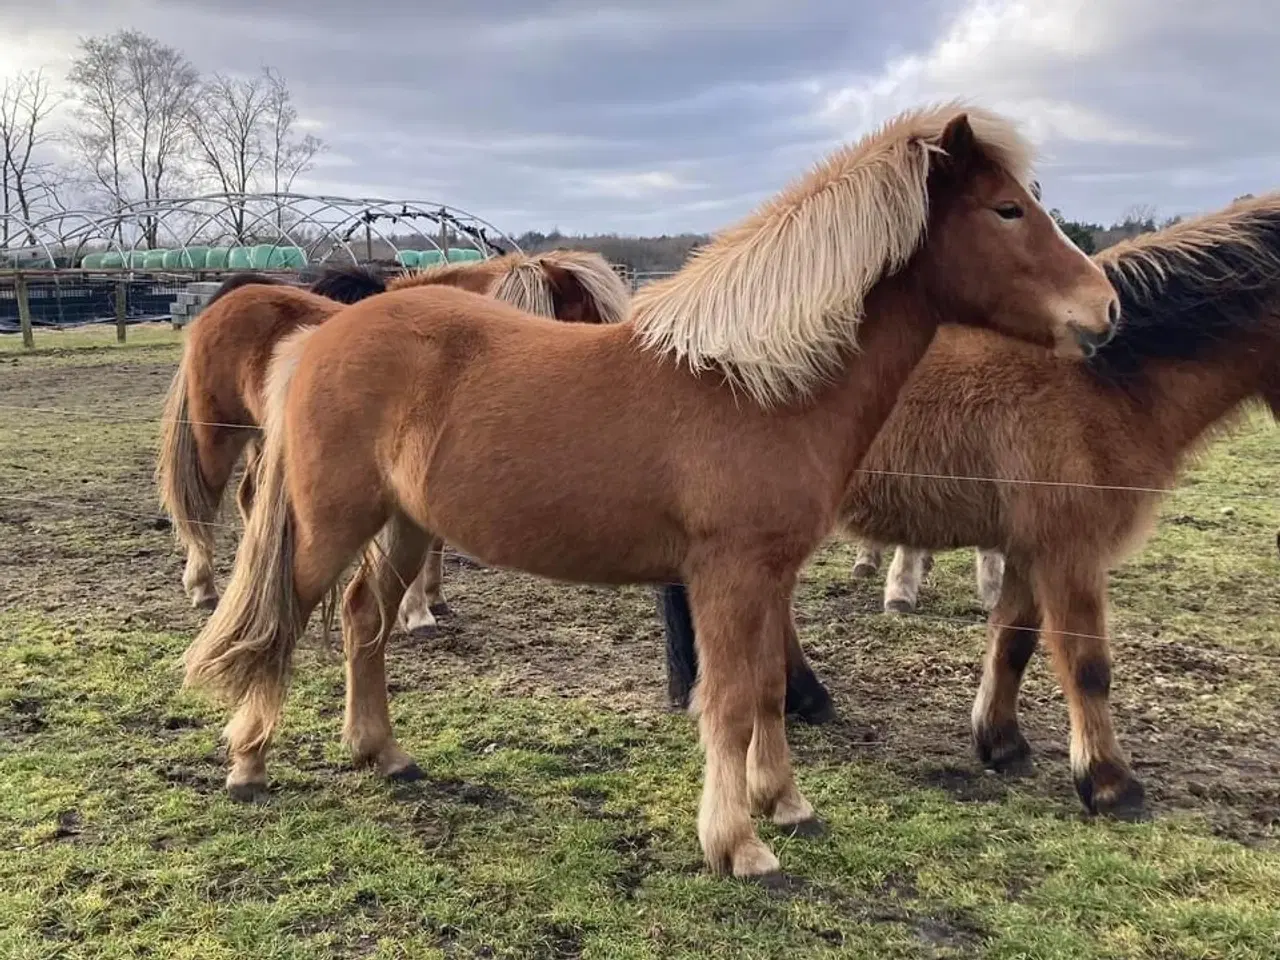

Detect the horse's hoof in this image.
[752,870,799,892]
[851,562,877,580]
[406,623,438,642]
[788,694,837,726]
[194,595,219,612]
[885,599,914,615]
[428,601,452,618]
[227,781,268,803]
[975,725,1034,777]
[782,817,827,840]
[387,762,424,783]
[1077,767,1148,821]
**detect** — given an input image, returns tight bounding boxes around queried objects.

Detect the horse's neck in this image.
[1128,326,1280,461]
[819,277,941,484]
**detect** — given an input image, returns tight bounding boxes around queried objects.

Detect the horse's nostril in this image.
[1107,298,1121,328]
[1072,323,1103,358]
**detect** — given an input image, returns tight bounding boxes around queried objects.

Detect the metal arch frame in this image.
[1,192,522,267]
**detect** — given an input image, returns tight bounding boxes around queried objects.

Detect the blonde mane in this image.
[386,248,630,323]
[630,101,1036,407]
[386,255,515,293]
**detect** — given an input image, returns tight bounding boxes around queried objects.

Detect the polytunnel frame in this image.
[1,193,522,268]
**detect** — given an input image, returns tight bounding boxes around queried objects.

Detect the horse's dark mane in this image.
[205,272,281,308]
[306,264,387,304]
[201,264,386,313]
[1088,199,1280,383]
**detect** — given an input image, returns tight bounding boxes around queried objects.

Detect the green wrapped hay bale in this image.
[446,247,483,263]
[205,247,231,270]
[227,247,252,270]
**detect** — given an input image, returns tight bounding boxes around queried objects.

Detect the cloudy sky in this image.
[2,0,1277,236]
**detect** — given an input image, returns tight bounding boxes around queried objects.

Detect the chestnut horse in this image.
[155,250,629,610]
[182,104,1118,879]
[663,191,1280,822]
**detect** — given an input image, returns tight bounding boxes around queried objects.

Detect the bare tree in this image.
[67,30,199,245]
[1,68,62,245]
[187,72,272,240]
[263,68,323,228]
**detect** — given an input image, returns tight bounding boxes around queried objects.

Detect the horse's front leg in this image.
[660,582,834,724]
[972,556,1039,775]
[884,546,932,613]
[688,563,813,878]
[851,541,883,579]
[1032,561,1145,820]
[975,548,1005,611]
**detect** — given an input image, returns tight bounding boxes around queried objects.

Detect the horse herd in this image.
[149,101,1280,881]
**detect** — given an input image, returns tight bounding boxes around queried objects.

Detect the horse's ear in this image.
[938,113,976,168]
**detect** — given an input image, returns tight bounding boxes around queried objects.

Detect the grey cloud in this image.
[2,0,1277,233]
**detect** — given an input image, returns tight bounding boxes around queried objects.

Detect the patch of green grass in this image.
[0,322,183,357]
[2,609,1279,959]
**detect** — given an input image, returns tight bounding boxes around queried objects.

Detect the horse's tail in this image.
[181,326,319,743]
[493,249,631,324]
[155,350,218,560]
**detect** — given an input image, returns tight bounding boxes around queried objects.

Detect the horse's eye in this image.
[994,203,1024,220]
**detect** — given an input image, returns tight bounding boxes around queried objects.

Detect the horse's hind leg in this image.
[1033,561,1145,820]
[343,513,429,780]
[397,535,448,638]
[972,557,1039,776]
[234,436,261,525]
[689,561,809,878]
[975,548,1005,611]
[884,546,930,613]
[851,542,882,579]
[184,425,249,609]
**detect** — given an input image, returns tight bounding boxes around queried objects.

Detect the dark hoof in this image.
[782,817,827,840]
[387,762,424,783]
[975,725,1034,777]
[428,601,452,618]
[885,599,914,615]
[1076,766,1148,822]
[195,595,219,612]
[788,694,837,726]
[786,677,836,726]
[407,623,438,641]
[752,870,800,893]
[227,781,268,803]
[851,562,878,580]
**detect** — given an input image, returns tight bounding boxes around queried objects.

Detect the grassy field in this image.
[1,325,1278,959]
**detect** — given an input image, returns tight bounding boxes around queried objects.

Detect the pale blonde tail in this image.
[492,249,631,324]
[155,355,217,558]
[181,328,317,745]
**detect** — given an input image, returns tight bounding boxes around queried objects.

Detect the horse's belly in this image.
[417,413,679,585]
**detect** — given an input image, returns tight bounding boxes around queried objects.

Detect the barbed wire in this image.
[1,400,1278,499]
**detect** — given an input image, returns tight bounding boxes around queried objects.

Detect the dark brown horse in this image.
[182,104,1118,879]
[663,191,1280,821]
[156,250,628,610]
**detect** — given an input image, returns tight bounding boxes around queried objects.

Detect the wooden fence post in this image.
[16,272,34,350]
[115,275,127,343]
